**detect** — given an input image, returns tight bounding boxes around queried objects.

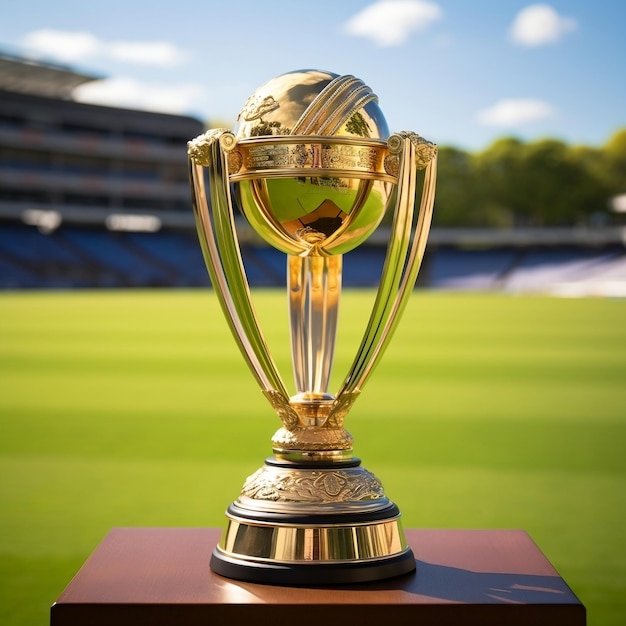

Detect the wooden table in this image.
[51,528,585,626]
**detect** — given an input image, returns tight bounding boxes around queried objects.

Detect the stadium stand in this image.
[0,223,207,289]
[502,247,623,292]
[3,222,625,294]
[0,222,379,289]
[1,52,625,296]
[503,246,626,297]
[428,248,521,290]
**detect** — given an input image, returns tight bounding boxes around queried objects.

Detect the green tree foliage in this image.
[603,129,626,196]
[430,129,625,227]
[430,146,483,226]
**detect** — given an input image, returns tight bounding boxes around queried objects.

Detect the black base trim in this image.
[265,456,362,470]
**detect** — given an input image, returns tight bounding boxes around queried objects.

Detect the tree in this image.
[416,130,625,227]
[603,129,626,197]
[473,136,615,226]
[431,146,481,226]
[473,137,524,226]
[517,139,606,225]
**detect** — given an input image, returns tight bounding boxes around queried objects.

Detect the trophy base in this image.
[210,457,416,586]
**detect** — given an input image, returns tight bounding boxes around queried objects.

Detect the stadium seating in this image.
[1,223,625,294]
[501,247,626,294]
[124,231,209,287]
[429,248,519,290]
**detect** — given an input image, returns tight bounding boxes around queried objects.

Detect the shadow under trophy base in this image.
[188,70,437,585]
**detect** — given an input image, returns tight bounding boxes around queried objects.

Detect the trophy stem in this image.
[288,255,342,399]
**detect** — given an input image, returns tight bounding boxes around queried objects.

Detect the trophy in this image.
[188,70,437,585]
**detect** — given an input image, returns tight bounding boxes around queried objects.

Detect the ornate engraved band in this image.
[226,136,396,183]
[189,131,436,183]
[239,464,385,505]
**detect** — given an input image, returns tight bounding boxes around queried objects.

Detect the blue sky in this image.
[1,0,624,150]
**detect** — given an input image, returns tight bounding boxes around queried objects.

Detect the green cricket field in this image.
[1,289,625,625]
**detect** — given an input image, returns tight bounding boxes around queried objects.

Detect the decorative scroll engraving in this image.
[241,466,385,503]
[387,131,438,171]
[345,112,372,138]
[383,154,399,178]
[271,426,354,451]
[243,142,382,173]
[327,391,360,427]
[263,390,300,430]
[227,150,243,175]
[414,138,438,170]
[239,94,280,122]
[187,129,234,166]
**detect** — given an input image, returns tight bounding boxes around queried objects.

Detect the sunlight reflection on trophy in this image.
[188,69,437,584]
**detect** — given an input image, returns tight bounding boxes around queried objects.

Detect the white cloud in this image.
[510,4,577,47]
[73,77,205,114]
[107,41,187,67]
[344,0,442,47]
[20,29,187,68]
[476,99,555,127]
[21,30,101,62]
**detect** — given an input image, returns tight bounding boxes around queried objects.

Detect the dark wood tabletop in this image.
[51,527,585,626]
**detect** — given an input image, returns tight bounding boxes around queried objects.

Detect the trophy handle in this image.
[188,131,291,408]
[331,133,437,418]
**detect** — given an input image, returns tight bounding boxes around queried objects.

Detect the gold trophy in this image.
[188,70,437,584]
